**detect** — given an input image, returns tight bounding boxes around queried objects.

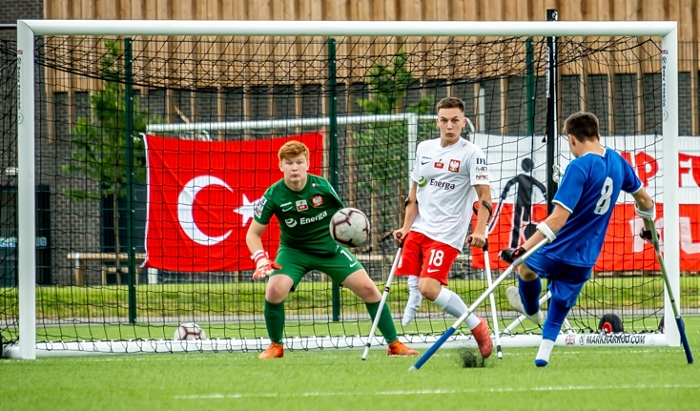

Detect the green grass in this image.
[2,276,698,319]
[2,316,700,411]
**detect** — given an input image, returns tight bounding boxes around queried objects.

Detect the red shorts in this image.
[395,231,460,286]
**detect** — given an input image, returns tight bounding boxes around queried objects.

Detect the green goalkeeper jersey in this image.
[254,174,344,254]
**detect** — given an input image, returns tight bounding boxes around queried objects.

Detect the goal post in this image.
[11,19,681,360]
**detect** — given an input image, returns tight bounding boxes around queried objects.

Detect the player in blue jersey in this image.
[498,111,656,367]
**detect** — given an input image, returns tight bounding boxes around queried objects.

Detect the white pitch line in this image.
[175,384,700,400]
[43,348,678,364]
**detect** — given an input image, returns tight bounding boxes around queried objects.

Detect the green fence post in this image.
[328,38,341,322]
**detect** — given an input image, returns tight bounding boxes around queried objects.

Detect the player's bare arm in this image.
[394,182,419,243]
[632,188,656,242]
[468,184,492,248]
[246,220,267,252]
[522,204,569,250]
[499,204,570,266]
[246,220,280,279]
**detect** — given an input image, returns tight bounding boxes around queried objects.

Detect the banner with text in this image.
[471,135,700,272]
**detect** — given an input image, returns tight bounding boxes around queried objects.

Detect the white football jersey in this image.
[410,137,489,250]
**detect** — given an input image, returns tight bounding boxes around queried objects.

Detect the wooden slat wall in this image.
[44,0,700,134]
[44,0,700,81]
[45,0,700,56]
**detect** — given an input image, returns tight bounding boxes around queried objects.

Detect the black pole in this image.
[546,9,559,213]
[124,37,137,323]
[526,38,535,137]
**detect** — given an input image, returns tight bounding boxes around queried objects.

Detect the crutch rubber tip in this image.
[408,366,417,371]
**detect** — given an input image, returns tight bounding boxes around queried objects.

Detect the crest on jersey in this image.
[254,197,267,218]
[448,159,461,173]
[434,161,444,169]
[311,195,324,207]
[296,199,308,211]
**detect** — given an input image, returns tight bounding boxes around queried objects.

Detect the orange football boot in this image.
[471,317,493,358]
[258,342,284,359]
[387,340,419,356]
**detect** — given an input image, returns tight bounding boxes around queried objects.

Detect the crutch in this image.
[645,218,693,364]
[473,201,503,359]
[361,245,403,360]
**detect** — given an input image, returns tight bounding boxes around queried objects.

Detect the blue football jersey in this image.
[539,148,642,267]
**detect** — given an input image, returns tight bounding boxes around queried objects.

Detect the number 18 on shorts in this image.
[395,231,459,286]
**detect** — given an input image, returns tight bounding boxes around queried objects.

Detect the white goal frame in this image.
[14,19,680,359]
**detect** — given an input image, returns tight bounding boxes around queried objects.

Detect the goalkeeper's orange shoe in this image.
[258,342,284,359]
[387,340,419,357]
[472,317,493,359]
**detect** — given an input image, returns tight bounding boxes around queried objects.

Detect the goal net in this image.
[4,20,683,358]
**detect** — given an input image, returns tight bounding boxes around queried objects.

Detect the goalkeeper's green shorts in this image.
[271,245,364,290]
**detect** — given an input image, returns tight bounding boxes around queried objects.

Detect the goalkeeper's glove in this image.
[499,247,526,264]
[252,250,281,280]
[639,228,659,243]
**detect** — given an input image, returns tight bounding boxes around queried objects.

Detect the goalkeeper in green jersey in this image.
[246,140,419,359]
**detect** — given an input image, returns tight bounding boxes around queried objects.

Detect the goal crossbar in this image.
[19,19,677,37]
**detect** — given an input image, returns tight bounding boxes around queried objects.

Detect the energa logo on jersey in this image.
[284,211,328,228]
[429,178,456,191]
[418,176,428,187]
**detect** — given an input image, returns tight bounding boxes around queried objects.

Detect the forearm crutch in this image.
[361,246,403,360]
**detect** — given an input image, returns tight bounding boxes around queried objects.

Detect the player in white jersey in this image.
[393,97,493,358]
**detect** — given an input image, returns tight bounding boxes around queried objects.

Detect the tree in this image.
[62,39,151,276]
[353,50,433,243]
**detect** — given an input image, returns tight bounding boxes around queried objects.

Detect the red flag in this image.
[142,132,324,272]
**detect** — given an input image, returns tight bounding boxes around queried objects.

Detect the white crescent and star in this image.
[177,175,261,246]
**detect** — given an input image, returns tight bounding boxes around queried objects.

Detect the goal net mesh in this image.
[1,33,672,354]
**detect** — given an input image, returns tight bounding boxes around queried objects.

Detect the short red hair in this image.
[278,140,310,161]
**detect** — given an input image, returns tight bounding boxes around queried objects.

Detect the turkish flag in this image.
[142,132,324,272]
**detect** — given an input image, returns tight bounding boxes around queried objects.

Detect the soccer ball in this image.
[173,322,206,340]
[329,207,370,247]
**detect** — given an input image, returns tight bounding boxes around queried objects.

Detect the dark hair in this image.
[563,112,600,142]
[437,96,465,113]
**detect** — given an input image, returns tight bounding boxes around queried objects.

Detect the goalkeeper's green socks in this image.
[365,302,398,343]
[264,300,285,344]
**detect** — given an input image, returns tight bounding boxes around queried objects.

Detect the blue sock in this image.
[542,297,571,341]
[518,276,542,316]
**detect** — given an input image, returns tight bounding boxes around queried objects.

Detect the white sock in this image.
[402,275,422,326]
[433,288,481,329]
[536,339,555,363]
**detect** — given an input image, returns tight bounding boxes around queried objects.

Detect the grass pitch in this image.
[2,317,699,411]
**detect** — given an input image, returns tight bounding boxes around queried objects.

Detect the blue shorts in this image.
[523,251,593,308]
